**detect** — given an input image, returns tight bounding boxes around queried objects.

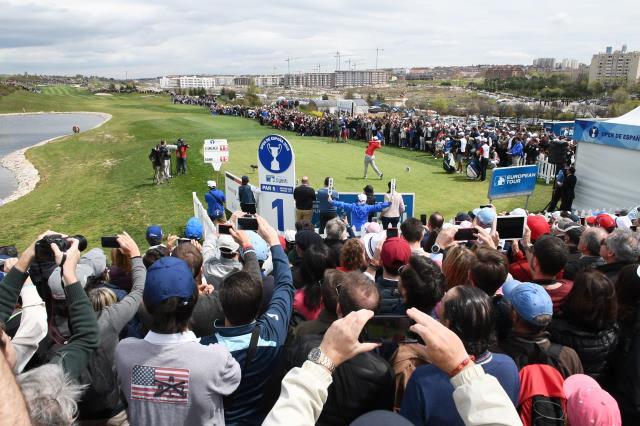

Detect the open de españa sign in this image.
[204,139,229,171]
[488,165,538,200]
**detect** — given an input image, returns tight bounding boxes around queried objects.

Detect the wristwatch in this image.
[308,347,337,373]
[431,244,443,254]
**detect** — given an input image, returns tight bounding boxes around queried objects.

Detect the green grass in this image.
[0,86,552,250]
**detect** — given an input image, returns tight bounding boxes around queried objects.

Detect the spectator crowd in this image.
[1,178,638,425]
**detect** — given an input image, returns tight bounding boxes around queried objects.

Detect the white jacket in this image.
[263,361,522,426]
[12,283,47,373]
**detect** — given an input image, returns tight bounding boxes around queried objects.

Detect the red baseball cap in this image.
[596,214,616,231]
[586,216,597,226]
[380,237,411,273]
[527,215,550,242]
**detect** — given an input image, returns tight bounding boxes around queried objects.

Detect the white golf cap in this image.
[207,180,216,188]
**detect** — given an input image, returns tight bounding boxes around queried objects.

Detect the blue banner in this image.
[310,193,415,227]
[574,120,640,151]
[488,165,538,200]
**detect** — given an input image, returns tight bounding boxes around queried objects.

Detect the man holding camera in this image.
[176,138,189,175]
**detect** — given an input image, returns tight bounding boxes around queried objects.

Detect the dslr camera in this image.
[34,234,87,263]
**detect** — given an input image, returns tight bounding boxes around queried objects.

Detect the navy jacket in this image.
[238,184,256,204]
[200,245,294,425]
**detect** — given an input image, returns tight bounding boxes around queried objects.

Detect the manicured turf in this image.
[0,86,552,249]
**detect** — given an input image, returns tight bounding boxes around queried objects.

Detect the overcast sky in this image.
[1,0,638,78]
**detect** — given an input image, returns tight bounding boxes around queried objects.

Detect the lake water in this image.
[0,113,108,199]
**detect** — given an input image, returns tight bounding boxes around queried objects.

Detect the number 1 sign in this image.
[257,135,296,232]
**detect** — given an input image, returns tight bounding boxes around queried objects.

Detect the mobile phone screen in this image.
[454,228,478,241]
[495,216,525,240]
[101,236,120,248]
[238,217,259,231]
[218,224,232,235]
[362,315,417,344]
[420,214,427,226]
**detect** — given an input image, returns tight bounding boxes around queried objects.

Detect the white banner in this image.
[204,139,229,171]
[257,134,296,232]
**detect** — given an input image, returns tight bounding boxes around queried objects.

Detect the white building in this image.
[255,75,284,87]
[334,70,389,87]
[589,46,640,85]
[214,76,235,86]
[178,76,215,89]
[159,75,214,89]
[159,76,179,89]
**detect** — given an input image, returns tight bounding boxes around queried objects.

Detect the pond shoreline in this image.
[0,112,112,205]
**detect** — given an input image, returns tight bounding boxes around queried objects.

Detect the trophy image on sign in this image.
[267,143,283,171]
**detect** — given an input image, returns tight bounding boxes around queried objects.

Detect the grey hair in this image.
[17,363,86,426]
[605,229,640,263]
[325,218,346,240]
[581,227,607,256]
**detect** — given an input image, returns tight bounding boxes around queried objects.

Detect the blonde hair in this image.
[88,287,117,312]
[442,245,475,290]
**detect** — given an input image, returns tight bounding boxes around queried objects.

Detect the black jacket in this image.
[597,261,634,286]
[609,314,640,421]
[285,333,394,425]
[564,255,605,280]
[548,318,618,381]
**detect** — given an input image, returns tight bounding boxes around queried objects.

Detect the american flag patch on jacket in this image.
[131,365,190,404]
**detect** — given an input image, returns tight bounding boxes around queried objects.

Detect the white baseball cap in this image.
[207,180,217,188]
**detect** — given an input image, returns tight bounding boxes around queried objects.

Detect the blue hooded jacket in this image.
[331,200,390,231]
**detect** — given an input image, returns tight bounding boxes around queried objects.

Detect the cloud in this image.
[547,12,572,25]
[0,0,638,77]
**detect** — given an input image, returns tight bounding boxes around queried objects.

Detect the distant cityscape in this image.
[155,45,640,90]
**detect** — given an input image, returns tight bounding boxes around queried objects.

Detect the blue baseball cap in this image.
[244,231,270,261]
[144,256,195,306]
[146,225,163,244]
[185,217,203,239]
[502,279,553,325]
[475,207,496,227]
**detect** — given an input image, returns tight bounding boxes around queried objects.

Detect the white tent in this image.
[573,107,640,211]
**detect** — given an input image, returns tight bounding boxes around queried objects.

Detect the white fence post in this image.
[192,192,216,240]
[536,159,556,184]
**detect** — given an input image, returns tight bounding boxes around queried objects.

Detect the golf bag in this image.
[442,152,456,173]
[466,158,481,180]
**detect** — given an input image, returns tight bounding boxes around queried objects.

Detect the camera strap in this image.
[59,254,67,283]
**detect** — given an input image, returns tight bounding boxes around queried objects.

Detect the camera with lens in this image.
[34,234,87,263]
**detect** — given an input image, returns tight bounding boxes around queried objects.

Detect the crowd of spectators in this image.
[1,189,638,425]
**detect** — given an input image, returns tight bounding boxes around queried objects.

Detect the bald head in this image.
[338,272,380,317]
[301,176,309,184]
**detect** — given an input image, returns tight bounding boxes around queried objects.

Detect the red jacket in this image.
[365,140,381,156]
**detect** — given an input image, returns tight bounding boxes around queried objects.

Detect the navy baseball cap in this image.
[144,256,195,306]
[185,217,203,239]
[502,279,553,325]
[146,225,163,243]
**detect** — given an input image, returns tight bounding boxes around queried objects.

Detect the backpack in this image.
[517,364,567,426]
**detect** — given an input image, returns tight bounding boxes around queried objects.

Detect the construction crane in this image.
[284,57,301,88]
